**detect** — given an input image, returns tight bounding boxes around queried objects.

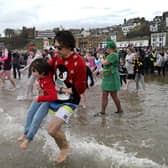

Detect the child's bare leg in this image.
[17,134,25,142]
[19,139,30,149]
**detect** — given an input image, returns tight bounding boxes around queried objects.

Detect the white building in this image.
[122,22,141,36]
[116,40,149,48]
[35,30,55,39]
[81,30,90,37]
[149,16,162,33]
[151,32,167,48]
[14,29,22,35]
[150,23,158,32]
[166,18,168,27]
[111,33,117,42]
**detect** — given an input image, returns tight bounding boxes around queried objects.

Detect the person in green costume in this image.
[94,39,123,116]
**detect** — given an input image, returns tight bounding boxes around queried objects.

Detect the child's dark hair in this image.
[30,58,51,76]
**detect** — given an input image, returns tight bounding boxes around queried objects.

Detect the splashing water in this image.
[41,129,167,168]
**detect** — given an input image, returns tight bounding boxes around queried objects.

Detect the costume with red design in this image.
[49,52,86,105]
[37,73,57,102]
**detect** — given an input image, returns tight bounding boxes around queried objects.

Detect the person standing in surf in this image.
[94,39,122,116]
[18,48,43,100]
[0,48,16,90]
[47,30,86,163]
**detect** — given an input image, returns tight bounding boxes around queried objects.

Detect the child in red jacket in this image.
[17,58,57,149]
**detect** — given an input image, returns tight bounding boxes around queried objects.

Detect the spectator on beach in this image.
[133,52,145,93]
[86,51,96,72]
[18,49,43,100]
[124,47,135,90]
[93,51,103,82]
[0,48,16,90]
[80,58,94,108]
[119,57,127,87]
[12,49,21,80]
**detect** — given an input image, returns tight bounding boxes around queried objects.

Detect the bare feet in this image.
[19,139,30,149]
[17,135,25,142]
[55,147,71,163]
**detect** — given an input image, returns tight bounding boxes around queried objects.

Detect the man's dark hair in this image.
[54,31,75,51]
[30,58,51,76]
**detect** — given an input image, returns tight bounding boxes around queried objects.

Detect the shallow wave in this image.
[0,113,167,168]
[41,129,167,168]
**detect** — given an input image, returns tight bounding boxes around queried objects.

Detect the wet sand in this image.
[0,75,168,168]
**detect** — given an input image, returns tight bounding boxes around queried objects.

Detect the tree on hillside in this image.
[4,28,15,38]
[3,29,29,49]
[117,31,126,41]
[127,21,150,39]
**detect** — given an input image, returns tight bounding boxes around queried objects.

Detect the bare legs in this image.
[0,70,16,89]
[16,135,30,149]
[0,71,5,88]
[48,117,70,163]
[17,134,25,142]
[110,91,122,112]
[6,71,16,89]
[124,79,132,90]
[101,90,108,113]
[80,91,87,108]
[101,90,122,113]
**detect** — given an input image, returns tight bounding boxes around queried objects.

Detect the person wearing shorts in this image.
[0,48,16,89]
[48,103,78,124]
[47,31,86,164]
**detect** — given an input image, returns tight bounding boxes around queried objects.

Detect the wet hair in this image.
[29,58,51,76]
[54,31,75,50]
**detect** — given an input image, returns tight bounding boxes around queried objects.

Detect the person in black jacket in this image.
[80,63,94,108]
[133,52,145,93]
[12,49,21,79]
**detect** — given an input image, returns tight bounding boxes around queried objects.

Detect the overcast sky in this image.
[0,0,167,35]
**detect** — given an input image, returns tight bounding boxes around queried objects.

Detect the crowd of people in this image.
[0,30,168,163]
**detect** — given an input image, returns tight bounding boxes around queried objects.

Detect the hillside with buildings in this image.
[0,11,168,49]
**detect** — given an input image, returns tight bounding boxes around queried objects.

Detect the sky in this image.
[0,0,168,36]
